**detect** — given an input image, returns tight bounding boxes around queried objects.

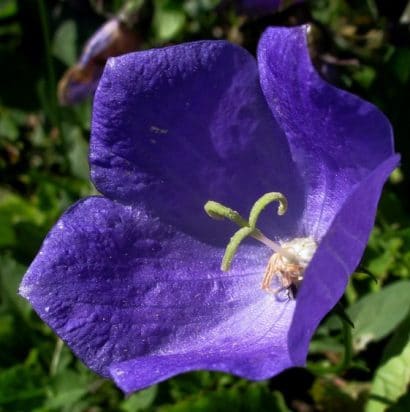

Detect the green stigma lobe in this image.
[204,192,288,271]
[248,192,287,228]
[204,201,248,227]
[221,227,254,271]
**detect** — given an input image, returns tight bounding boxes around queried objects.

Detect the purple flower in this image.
[58,19,140,105]
[20,26,398,393]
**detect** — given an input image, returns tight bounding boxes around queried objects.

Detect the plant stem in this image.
[38,0,69,167]
[308,315,353,376]
[38,0,58,124]
[50,338,64,376]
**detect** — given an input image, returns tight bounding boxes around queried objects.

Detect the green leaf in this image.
[352,66,376,89]
[0,189,47,250]
[389,392,410,412]
[389,48,410,84]
[0,360,46,410]
[153,0,186,41]
[0,110,19,141]
[0,190,44,225]
[0,22,20,38]
[311,377,368,412]
[45,370,90,410]
[0,313,14,345]
[0,255,30,318]
[64,124,90,180]
[158,382,289,412]
[365,314,410,412]
[52,20,78,67]
[120,385,158,412]
[366,228,403,279]
[167,371,234,400]
[0,214,15,248]
[347,281,410,351]
[0,0,17,19]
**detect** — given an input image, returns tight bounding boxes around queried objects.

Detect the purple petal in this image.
[289,154,399,365]
[58,66,103,106]
[110,346,289,394]
[57,20,119,106]
[258,26,395,239]
[19,197,297,391]
[79,19,120,68]
[58,18,141,106]
[90,41,304,243]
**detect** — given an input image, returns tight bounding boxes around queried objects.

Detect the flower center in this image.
[204,193,318,299]
[262,237,317,297]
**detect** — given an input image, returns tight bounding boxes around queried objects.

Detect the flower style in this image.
[20,26,398,393]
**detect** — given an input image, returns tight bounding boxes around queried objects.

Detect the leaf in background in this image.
[45,369,90,411]
[389,392,410,412]
[0,191,42,224]
[0,214,15,248]
[367,236,402,279]
[400,0,410,23]
[365,314,410,412]
[0,190,46,251]
[52,20,78,67]
[0,354,46,411]
[347,281,410,351]
[389,48,410,85]
[158,382,289,412]
[70,99,93,131]
[378,191,410,227]
[308,320,345,355]
[0,0,17,19]
[0,21,20,39]
[0,110,19,142]
[0,0,20,46]
[0,313,14,344]
[120,385,158,412]
[153,0,186,41]
[167,371,226,400]
[310,377,368,412]
[64,124,90,180]
[352,65,376,89]
[0,255,30,318]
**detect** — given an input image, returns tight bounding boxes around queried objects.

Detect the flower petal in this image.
[90,41,304,243]
[58,19,140,106]
[288,154,399,366]
[110,344,290,394]
[19,197,296,391]
[258,26,396,239]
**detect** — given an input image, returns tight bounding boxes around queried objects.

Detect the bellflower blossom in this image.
[58,18,140,105]
[20,26,398,393]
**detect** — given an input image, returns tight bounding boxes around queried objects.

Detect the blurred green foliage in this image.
[0,0,409,411]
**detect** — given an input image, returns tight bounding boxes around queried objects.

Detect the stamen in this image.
[252,231,298,262]
[204,193,317,299]
[262,237,317,296]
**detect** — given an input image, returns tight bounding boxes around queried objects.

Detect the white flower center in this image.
[262,237,317,297]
